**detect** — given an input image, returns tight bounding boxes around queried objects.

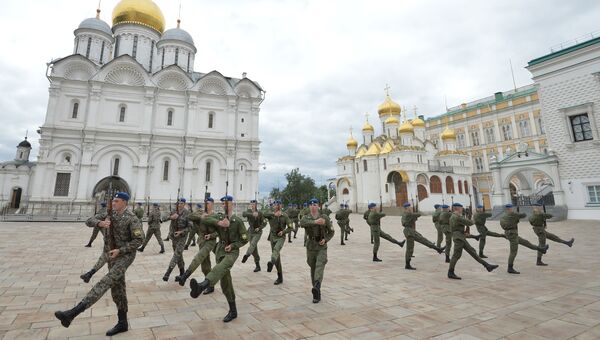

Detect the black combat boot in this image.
[190,278,210,298]
[274,272,283,285]
[445,254,450,263]
[159,245,165,254]
[473,234,481,241]
[566,238,575,247]
[396,239,406,248]
[54,301,86,328]
[405,259,416,270]
[223,301,237,322]
[106,309,128,336]
[539,244,549,254]
[162,267,174,282]
[175,266,185,283]
[437,246,446,254]
[137,246,145,252]
[80,269,96,283]
[312,281,321,303]
[253,261,261,272]
[191,240,196,247]
[373,252,382,262]
[184,245,189,250]
[341,240,346,245]
[178,270,192,286]
[288,234,292,243]
[241,254,250,263]
[507,265,520,274]
[85,242,92,248]
[447,269,461,280]
[536,256,548,266]
[164,237,170,241]
[486,263,499,272]
[267,260,274,272]
[203,286,215,295]
[479,251,487,258]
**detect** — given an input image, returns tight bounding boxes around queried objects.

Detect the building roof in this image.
[528,36,600,67]
[0,160,36,169]
[161,27,195,46]
[78,17,112,36]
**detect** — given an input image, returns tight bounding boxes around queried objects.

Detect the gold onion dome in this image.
[346,135,358,148]
[112,0,166,34]
[378,94,402,116]
[411,116,425,127]
[441,126,457,140]
[385,116,400,125]
[399,120,414,134]
[362,121,374,132]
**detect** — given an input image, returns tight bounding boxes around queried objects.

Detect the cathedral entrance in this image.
[10,188,22,209]
[388,171,408,207]
[92,176,131,201]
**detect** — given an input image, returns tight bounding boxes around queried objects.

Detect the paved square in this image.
[0,215,599,339]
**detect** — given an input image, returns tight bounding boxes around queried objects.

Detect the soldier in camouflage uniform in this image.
[241,200,266,272]
[367,203,405,261]
[286,204,298,242]
[55,192,144,336]
[184,203,203,250]
[301,198,334,303]
[264,200,293,285]
[500,204,548,274]
[439,204,453,263]
[401,202,444,270]
[320,203,332,217]
[190,195,248,323]
[85,202,107,247]
[134,202,144,220]
[162,198,190,281]
[529,203,574,266]
[335,203,351,245]
[176,198,217,293]
[299,202,309,246]
[447,203,498,279]
[473,204,505,258]
[432,204,443,248]
[80,205,109,283]
[363,209,374,244]
[137,203,165,254]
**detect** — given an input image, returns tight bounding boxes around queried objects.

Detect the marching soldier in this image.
[363,208,374,244]
[184,203,203,250]
[432,204,443,248]
[286,203,299,242]
[241,199,266,272]
[300,198,334,303]
[137,203,165,254]
[176,198,217,293]
[335,203,351,245]
[447,203,498,279]
[299,202,310,246]
[439,204,452,263]
[401,202,444,270]
[320,203,332,217]
[190,195,248,323]
[264,200,293,285]
[162,198,190,282]
[134,202,144,220]
[500,204,549,274]
[80,205,109,282]
[473,204,504,258]
[366,202,405,261]
[530,203,574,266]
[85,202,107,247]
[343,204,354,240]
[55,192,144,336]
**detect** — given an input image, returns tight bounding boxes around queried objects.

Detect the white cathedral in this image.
[335,92,473,212]
[0,0,264,213]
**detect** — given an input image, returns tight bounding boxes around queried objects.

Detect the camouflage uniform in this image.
[473,211,504,257]
[164,208,190,280]
[500,211,546,272]
[286,207,300,241]
[448,213,495,277]
[264,211,293,275]
[439,210,453,261]
[363,210,374,244]
[432,209,443,248]
[402,211,440,268]
[140,208,164,250]
[367,210,403,260]
[85,207,107,247]
[242,208,266,266]
[301,211,334,302]
[134,207,144,220]
[529,211,573,265]
[178,210,218,286]
[335,208,351,244]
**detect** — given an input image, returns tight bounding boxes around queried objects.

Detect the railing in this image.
[513,191,555,207]
[428,163,454,173]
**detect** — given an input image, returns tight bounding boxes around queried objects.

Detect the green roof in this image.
[528,36,600,67]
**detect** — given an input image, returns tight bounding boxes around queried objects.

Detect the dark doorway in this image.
[10,188,22,209]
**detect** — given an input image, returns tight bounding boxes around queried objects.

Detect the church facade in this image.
[0,0,264,214]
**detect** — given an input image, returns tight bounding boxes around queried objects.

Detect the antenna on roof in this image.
[444,95,448,112]
[509,58,517,91]
[96,0,102,18]
[177,1,182,28]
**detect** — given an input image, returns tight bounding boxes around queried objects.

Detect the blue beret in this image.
[274,200,282,204]
[442,204,449,209]
[452,203,463,208]
[114,192,130,201]
[303,203,308,207]
[308,198,319,205]
[403,202,411,208]
[434,204,440,209]
[250,200,257,203]
[532,203,542,207]
[196,203,203,208]
[368,203,376,209]
[100,202,107,207]
[178,198,186,203]
[205,197,214,203]
[152,203,159,206]
[220,195,234,202]
[505,203,514,208]
[477,204,483,209]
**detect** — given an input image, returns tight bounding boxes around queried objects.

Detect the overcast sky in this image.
[1,0,599,194]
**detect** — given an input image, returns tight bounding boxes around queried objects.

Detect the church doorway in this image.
[388,171,408,207]
[10,188,22,209]
[417,185,428,201]
[92,176,131,201]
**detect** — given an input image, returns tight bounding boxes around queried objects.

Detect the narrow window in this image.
[205,161,212,182]
[363,159,368,172]
[208,112,214,128]
[570,113,593,142]
[19,152,23,159]
[100,41,105,64]
[72,102,79,119]
[163,160,169,181]
[149,41,155,71]
[85,37,92,58]
[53,173,71,197]
[241,118,245,123]
[538,117,544,134]
[119,106,126,122]
[167,110,173,126]
[383,158,387,170]
[187,52,191,73]
[113,158,120,176]
[114,36,120,56]
[175,48,179,65]
[132,35,138,59]
[240,184,243,191]
[75,38,80,54]
[161,48,165,69]
[241,133,245,137]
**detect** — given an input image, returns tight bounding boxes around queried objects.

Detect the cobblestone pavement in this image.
[0,214,599,339]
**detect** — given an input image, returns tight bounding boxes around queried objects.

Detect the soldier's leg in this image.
[536,230,546,259]
[306,251,317,283]
[250,234,261,262]
[518,236,542,251]
[339,225,345,244]
[486,230,504,238]
[449,237,464,271]
[372,229,381,254]
[508,233,519,267]
[93,252,108,272]
[82,258,131,308]
[168,237,184,270]
[379,230,400,244]
[245,232,258,257]
[220,270,236,302]
[463,239,490,268]
[201,255,212,277]
[185,231,195,248]
[444,231,452,258]
[187,242,213,274]
[435,225,443,248]
[545,231,569,245]
[405,237,415,258]
[271,238,284,263]
[154,228,165,249]
[110,274,128,312]
[87,227,100,246]
[206,253,237,287]
[313,248,328,284]
[413,231,438,250]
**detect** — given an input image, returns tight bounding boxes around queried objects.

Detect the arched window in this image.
[208,112,215,128]
[119,105,126,122]
[163,160,169,181]
[240,165,244,171]
[113,157,120,176]
[72,101,79,119]
[446,176,455,194]
[342,188,349,195]
[464,180,469,194]
[430,176,442,193]
[65,154,71,164]
[167,110,173,126]
[205,161,212,182]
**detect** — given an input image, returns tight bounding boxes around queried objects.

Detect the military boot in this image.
[241,254,250,263]
[445,254,450,263]
[54,301,86,328]
[159,245,165,254]
[473,234,481,241]
[175,266,185,283]
[267,260,274,272]
[253,261,261,272]
[447,269,461,280]
[479,251,487,258]
[341,240,346,245]
[373,252,382,262]
[539,244,549,254]
[191,240,196,247]
[203,286,215,295]
[274,273,283,285]
[162,267,174,282]
[190,278,210,298]
[437,246,446,254]
[566,238,575,247]
[84,241,92,248]
[396,239,406,248]
[536,256,548,266]
[486,263,499,272]
[405,259,416,270]
[507,265,520,274]
[223,301,237,322]
[80,269,96,283]
[106,309,128,336]
[178,270,192,286]
[312,281,321,303]
[137,246,145,252]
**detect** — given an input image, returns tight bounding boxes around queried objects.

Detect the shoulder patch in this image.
[241,233,248,240]
[133,228,142,237]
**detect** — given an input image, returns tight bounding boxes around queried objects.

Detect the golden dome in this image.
[378,94,402,116]
[385,116,400,125]
[346,135,358,148]
[362,121,374,133]
[441,126,456,140]
[411,117,425,127]
[399,120,414,134]
[112,0,165,34]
